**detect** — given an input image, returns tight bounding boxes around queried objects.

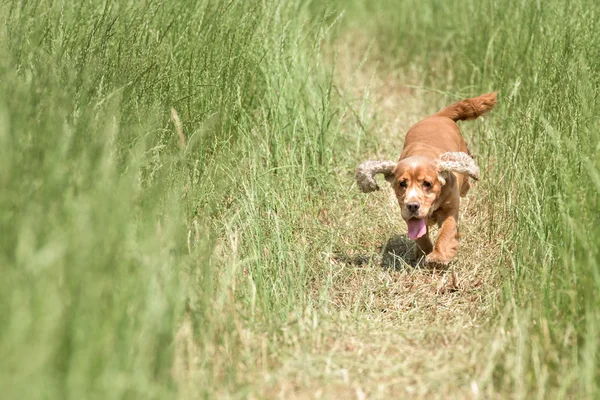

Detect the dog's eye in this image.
[399,180,408,188]
[423,181,432,189]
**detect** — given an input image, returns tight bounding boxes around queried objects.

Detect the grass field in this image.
[1,0,599,398]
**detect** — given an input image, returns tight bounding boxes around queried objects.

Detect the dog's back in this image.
[401,93,497,159]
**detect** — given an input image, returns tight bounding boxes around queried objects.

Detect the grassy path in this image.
[228,38,504,399]
[314,47,498,400]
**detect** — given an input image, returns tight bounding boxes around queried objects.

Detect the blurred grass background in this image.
[0,0,598,398]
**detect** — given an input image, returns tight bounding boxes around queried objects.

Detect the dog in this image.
[355,92,497,266]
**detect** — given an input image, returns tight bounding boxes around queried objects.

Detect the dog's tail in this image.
[435,92,497,121]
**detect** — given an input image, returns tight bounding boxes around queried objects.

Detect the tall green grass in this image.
[2,0,599,398]
[329,0,600,396]
[0,1,342,398]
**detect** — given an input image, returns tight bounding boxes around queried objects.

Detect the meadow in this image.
[1,0,599,398]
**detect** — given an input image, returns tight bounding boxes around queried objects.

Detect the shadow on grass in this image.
[379,234,421,270]
[333,235,423,270]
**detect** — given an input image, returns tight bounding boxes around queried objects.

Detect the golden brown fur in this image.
[389,92,497,265]
[355,93,496,265]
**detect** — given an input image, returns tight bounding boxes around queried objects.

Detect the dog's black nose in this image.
[407,202,420,213]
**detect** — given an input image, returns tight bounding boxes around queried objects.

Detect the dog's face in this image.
[356,152,478,240]
[388,156,446,222]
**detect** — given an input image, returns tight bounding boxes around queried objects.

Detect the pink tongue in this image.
[407,218,427,239]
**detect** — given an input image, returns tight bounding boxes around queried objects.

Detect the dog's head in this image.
[355,152,479,239]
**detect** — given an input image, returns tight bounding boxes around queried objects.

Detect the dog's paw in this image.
[424,252,451,268]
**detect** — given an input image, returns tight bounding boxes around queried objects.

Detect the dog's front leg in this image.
[425,211,459,266]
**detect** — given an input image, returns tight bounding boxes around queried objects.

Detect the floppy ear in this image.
[355,160,397,193]
[436,152,480,181]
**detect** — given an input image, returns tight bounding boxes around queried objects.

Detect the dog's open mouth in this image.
[406,218,427,239]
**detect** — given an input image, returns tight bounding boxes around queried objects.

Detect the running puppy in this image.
[356,92,497,265]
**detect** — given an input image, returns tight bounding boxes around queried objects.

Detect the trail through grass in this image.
[173,35,505,398]
[254,38,504,398]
